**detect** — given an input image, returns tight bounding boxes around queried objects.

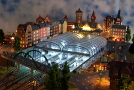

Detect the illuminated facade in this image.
[16,23,41,48]
[110,25,126,42]
[103,16,114,32]
[76,8,83,27]
[82,21,90,31]
[32,25,40,45]
[103,10,122,32]
[30,32,107,72]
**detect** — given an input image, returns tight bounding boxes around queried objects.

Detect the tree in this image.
[0,29,5,45]
[132,34,134,43]
[74,23,78,27]
[44,62,71,90]
[117,76,133,90]
[61,61,71,90]
[13,37,21,51]
[129,43,134,54]
[129,35,134,54]
[126,26,131,42]
[44,64,61,90]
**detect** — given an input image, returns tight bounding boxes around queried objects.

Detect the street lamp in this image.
[32,81,36,90]
[100,72,102,80]
[10,37,15,52]
[11,37,14,46]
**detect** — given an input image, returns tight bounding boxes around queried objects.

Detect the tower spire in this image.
[117,9,121,18]
[87,14,89,22]
[91,10,96,22]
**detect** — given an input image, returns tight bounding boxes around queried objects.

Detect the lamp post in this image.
[100,72,102,81]
[10,37,15,52]
[11,37,14,46]
[32,81,36,90]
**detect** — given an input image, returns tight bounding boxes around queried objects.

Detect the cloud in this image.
[0,0,134,40]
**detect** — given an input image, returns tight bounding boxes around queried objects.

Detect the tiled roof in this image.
[31,24,40,31]
[38,20,65,28]
[76,8,83,13]
[17,24,28,32]
[120,66,132,74]
[64,15,68,19]
[112,25,127,29]
[109,61,134,80]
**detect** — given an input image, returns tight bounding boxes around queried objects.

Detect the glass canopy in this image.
[63,35,107,56]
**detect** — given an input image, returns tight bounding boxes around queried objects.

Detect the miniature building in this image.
[36,15,51,23]
[36,15,44,23]
[65,9,102,33]
[16,23,40,48]
[44,15,51,22]
[103,16,114,32]
[82,11,98,31]
[109,25,126,42]
[88,11,98,30]
[16,21,67,48]
[103,10,122,32]
[64,15,68,23]
[114,10,122,25]
[76,8,83,27]
[108,61,134,89]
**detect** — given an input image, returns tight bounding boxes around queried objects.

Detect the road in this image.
[0,44,14,54]
[71,71,109,90]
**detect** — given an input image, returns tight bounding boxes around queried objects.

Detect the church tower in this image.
[64,15,68,23]
[76,8,83,27]
[87,14,89,22]
[91,11,96,23]
[114,9,122,25]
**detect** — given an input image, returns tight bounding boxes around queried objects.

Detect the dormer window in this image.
[121,73,129,77]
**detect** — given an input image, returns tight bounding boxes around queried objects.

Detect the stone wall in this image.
[0,55,14,67]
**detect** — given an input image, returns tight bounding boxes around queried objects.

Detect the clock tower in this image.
[76,8,83,27]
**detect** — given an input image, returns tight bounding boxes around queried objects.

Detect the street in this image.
[0,44,14,54]
[71,71,109,90]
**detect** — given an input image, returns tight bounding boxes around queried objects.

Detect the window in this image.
[113,73,118,76]
[121,73,129,77]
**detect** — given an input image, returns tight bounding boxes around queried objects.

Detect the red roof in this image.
[76,8,83,13]
[64,15,68,19]
[91,11,96,19]
[36,15,44,20]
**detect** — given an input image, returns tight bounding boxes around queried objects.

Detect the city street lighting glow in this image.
[42,52,45,55]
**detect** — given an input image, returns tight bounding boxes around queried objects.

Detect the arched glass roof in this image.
[36,32,84,50]
[63,35,107,56]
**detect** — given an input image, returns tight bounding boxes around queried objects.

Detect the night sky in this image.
[0,0,134,38]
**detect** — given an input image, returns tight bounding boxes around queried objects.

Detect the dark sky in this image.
[0,0,133,38]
